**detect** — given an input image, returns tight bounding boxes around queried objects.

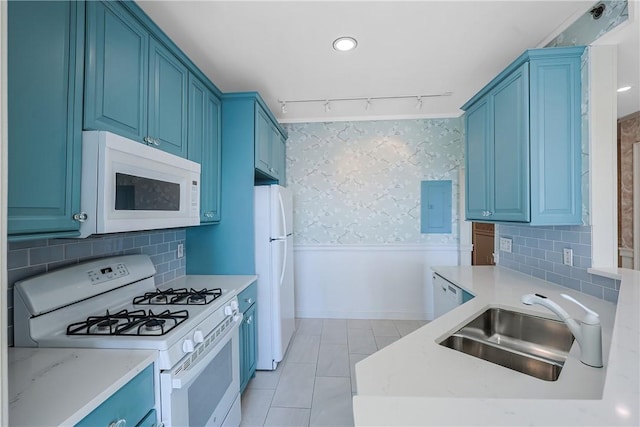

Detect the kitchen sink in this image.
[439,308,575,381]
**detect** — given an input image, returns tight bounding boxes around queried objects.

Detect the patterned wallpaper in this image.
[284,119,464,245]
[546,0,628,47]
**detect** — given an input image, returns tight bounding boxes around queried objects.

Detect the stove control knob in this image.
[230,300,239,311]
[224,305,233,316]
[182,339,194,354]
[193,330,204,344]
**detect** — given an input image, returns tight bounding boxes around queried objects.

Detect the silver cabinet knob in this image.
[73,212,88,222]
[109,419,126,427]
[245,298,253,304]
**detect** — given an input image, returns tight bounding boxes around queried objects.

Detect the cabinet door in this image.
[464,98,491,220]
[84,0,148,142]
[269,125,282,179]
[529,56,582,225]
[148,38,189,157]
[240,303,258,393]
[188,75,221,223]
[245,303,258,382]
[204,92,222,222]
[491,63,530,222]
[8,0,84,236]
[255,106,272,175]
[279,134,287,186]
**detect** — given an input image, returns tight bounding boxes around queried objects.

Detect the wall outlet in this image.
[177,243,184,259]
[499,237,512,253]
[563,248,573,266]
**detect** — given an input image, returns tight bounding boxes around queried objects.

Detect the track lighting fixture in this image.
[277,92,452,115]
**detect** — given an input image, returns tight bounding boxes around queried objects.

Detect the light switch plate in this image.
[563,248,573,266]
[177,243,184,259]
[499,237,512,253]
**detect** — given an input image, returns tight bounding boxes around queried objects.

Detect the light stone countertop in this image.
[162,274,257,295]
[353,266,640,426]
[8,347,157,427]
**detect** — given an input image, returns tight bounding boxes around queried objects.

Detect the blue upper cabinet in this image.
[85,1,190,157]
[148,38,188,157]
[8,0,85,238]
[255,103,286,182]
[462,46,584,226]
[188,74,221,223]
[84,1,148,142]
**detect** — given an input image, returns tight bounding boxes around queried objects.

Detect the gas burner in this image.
[133,288,223,306]
[96,318,120,331]
[66,309,189,336]
[144,318,166,331]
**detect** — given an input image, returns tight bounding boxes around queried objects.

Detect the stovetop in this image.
[13,255,240,369]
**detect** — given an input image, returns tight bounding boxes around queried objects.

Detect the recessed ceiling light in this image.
[617,86,632,92]
[333,36,357,52]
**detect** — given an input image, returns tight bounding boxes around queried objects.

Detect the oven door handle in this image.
[171,315,241,390]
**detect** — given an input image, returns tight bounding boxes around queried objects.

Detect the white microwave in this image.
[79,131,200,238]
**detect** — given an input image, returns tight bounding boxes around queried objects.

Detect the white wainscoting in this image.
[294,244,470,321]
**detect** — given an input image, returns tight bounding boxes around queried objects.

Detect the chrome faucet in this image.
[521,293,603,368]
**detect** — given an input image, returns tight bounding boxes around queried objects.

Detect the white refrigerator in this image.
[254,184,296,370]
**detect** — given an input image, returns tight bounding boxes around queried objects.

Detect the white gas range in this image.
[13,254,242,427]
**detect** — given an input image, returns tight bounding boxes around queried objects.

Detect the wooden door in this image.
[472,223,495,265]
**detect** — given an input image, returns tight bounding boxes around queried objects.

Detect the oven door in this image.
[160,317,240,427]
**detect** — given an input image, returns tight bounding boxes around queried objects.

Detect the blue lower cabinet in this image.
[75,365,155,427]
[8,0,85,238]
[136,409,157,427]
[239,283,258,393]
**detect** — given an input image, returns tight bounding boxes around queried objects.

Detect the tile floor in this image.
[240,318,428,427]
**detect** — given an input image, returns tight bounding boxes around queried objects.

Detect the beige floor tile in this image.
[347,319,371,329]
[394,320,424,337]
[375,335,400,350]
[264,407,311,427]
[349,354,369,393]
[316,343,350,377]
[309,376,354,426]
[321,320,348,345]
[287,334,321,364]
[370,319,399,337]
[248,367,283,390]
[296,318,323,335]
[347,328,377,355]
[240,388,274,427]
[271,362,317,408]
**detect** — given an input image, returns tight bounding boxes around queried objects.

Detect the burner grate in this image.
[66,309,189,336]
[132,287,223,305]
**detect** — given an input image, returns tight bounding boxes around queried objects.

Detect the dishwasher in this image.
[433,273,464,318]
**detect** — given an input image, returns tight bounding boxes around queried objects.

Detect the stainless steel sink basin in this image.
[440,308,575,381]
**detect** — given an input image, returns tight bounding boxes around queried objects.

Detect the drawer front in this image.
[238,281,257,313]
[76,364,154,427]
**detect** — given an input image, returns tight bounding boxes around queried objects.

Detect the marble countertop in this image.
[353,266,640,426]
[163,274,257,295]
[9,347,156,427]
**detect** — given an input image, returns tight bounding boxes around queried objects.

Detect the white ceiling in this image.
[138,0,638,123]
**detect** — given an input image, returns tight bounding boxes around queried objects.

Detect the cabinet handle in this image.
[72,212,88,222]
[269,167,274,173]
[144,136,160,146]
[109,419,127,427]
[245,298,253,304]
[247,316,252,324]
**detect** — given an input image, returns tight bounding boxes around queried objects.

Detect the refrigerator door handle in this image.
[280,237,287,287]
[278,190,288,237]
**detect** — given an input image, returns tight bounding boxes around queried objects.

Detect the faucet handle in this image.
[561,294,600,325]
